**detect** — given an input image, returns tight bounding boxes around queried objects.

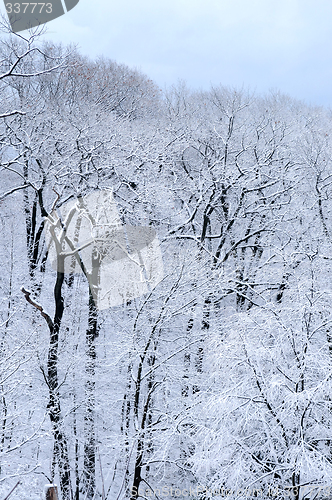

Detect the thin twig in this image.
[3,480,20,500]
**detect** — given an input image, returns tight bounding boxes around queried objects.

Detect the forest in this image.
[1,27,332,500]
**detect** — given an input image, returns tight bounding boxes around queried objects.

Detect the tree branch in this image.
[21,287,54,331]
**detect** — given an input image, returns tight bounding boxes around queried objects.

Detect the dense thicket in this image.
[1,30,332,500]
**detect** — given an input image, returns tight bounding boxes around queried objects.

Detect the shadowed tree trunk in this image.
[21,193,72,500]
[82,255,100,500]
[21,259,72,500]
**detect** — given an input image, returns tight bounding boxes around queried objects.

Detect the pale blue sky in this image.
[2,0,332,107]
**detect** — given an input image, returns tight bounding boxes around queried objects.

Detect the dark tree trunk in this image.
[82,285,99,499]
[47,265,72,500]
[23,162,47,287]
[22,253,72,500]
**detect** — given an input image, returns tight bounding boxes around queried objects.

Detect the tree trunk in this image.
[82,286,99,499]
[47,267,72,500]
[22,249,72,500]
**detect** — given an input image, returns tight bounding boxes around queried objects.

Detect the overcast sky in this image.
[2,0,332,108]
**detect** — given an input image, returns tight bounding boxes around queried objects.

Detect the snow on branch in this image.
[0,110,25,118]
[0,184,29,201]
[21,287,53,331]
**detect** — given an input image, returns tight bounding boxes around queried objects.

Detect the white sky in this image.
[2,0,332,107]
